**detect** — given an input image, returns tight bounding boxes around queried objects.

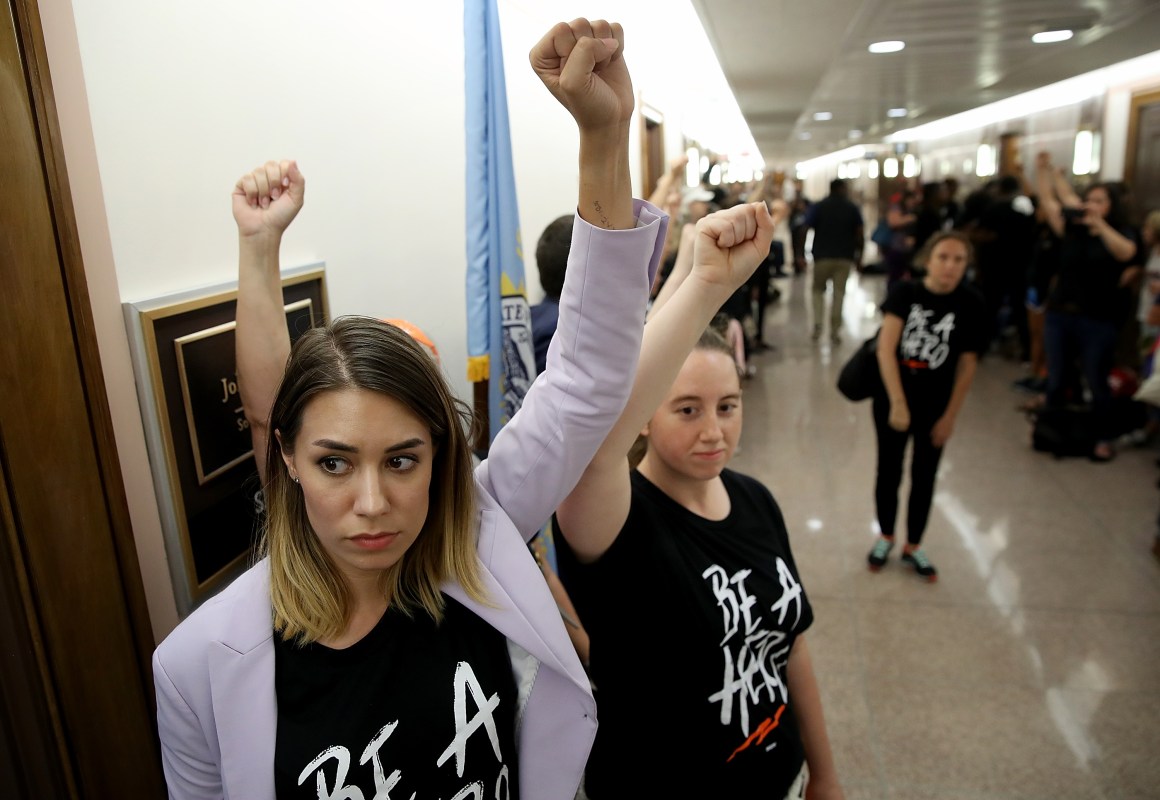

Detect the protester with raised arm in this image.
[153,19,667,799]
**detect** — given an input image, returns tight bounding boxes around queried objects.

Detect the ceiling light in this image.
[869,40,905,54]
[887,108,908,118]
[794,145,867,173]
[848,129,863,139]
[798,132,812,140]
[885,50,1160,144]
[1032,30,1073,44]
[813,111,833,121]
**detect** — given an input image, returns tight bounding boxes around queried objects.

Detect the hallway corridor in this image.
[731,271,1160,799]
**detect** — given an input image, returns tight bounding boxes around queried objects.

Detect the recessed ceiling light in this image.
[813,111,833,121]
[798,132,812,140]
[869,40,905,54]
[1032,29,1073,44]
[887,107,908,118]
[848,129,863,138]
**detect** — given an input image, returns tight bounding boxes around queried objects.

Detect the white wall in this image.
[41,0,716,641]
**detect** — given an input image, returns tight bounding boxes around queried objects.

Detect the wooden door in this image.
[1126,88,1160,219]
[0,0,165,796]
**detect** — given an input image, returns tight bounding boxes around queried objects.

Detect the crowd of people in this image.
[149,15,1159,800]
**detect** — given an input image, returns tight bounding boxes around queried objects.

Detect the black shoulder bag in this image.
[837,331,882,401]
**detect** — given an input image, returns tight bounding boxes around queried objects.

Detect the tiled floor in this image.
[731,270,1160,800]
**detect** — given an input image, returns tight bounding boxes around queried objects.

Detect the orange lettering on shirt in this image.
[726,704,786,762]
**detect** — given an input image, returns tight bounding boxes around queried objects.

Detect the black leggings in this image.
[872,394,946,546]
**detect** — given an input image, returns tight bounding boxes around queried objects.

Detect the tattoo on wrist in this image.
[594,200,610,229]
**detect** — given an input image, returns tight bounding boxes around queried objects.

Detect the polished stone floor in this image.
[730,270,1160,800]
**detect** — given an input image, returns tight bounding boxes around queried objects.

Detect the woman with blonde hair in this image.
[153,19,666,799]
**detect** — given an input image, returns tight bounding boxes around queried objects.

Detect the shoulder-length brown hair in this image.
[917,229,975,267]
[261,316,485,644]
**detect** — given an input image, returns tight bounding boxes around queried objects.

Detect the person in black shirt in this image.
[554,200,844,799]
[153,20,667,800]
[866,232,987,581]
[1035,152,1140,461]
[806,178,864,343]
[972,175,1038,357]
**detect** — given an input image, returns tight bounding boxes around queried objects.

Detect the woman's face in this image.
[279,387,434,587]
[1084,187,1111,220]
[923,238,970,295]
[642,349,742,482]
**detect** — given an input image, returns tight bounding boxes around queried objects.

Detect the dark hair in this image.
[917,230,975,268]
[1085,182,1129,229]
[535,215,574,300]
[264,316,485,642]
[998,175,1020,195]
[829,178,847,194]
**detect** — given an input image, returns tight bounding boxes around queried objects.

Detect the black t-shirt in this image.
[273,596,520,799]
[807,194,864,260]
[555,469,813,799]
[1048,220,1135,321]
[880,280,987,410]
[975,200,1037,286]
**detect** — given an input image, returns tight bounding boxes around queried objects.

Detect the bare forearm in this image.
[1053,170,1081,207]
[877,331,906,406]
[1096,223,1137,262]
[648,224,695,321]
[786,638,841,790]
[1035,169,1064,237]
[593,272,732,465]
[941,354,977,421]
[578,128,633,230]
[236,233,291,481]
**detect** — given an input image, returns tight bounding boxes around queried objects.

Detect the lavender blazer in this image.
[153,201,667,800]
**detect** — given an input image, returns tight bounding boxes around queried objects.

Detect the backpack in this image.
[871,220,893,250]
[1030,407,1096,458]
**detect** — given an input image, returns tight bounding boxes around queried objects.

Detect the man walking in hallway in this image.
[807,178,864,343]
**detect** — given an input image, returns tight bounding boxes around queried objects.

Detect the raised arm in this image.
[647,222,695,320]
[533,19,635,231]
[476,19,667,538]
[1088,212,1138,263]
[556,201,774,563]
[649,199,787,322]
[1034,151,1064,238]
[232,160,305,483]
[647,155,688,209]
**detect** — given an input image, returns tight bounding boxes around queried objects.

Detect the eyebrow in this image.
[670,394,741,404]
[311,437,427,454]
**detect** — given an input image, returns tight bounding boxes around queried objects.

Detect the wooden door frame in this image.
[1125,86,1160,189]
[3,0,164,794]
[639,99,665,200]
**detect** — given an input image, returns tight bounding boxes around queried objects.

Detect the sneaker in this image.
[901,549,938,582]
[1012,375,1048,394]
[867,537,894,571]
[811,324,822,342]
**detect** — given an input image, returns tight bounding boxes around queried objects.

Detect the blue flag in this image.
[464,0,536,446]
